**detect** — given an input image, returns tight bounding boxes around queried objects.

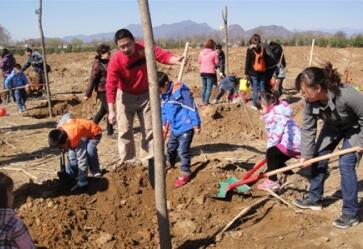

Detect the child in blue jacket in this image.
[5,64,28,112]
[158,71,201,188]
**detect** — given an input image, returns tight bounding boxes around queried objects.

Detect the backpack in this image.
[252,47,266,72]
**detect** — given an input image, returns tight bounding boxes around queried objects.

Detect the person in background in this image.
[197,39,219,106]
[245,34,267,110]
[105,29,184,181]
[293,62,363,229]
[269,41,286,96]
[213,74,239,104]
[22,48,45,96]
[84,44,114,137]
[0,48,16,104]
[256,92,300,190]
[158,72,201,188]
[5,64,29,113]
[0,172,35,248]
[216,44,225,78]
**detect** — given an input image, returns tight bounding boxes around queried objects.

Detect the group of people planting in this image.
[1,28,363,249]
[47,29,363,230]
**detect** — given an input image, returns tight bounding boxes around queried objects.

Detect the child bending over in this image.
[257,92,301,190]
[48,113,102,191]
[214,74,239,104]
[0,172,35,248]
[158,72,201,188]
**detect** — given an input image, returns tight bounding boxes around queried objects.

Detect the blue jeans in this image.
[14,89,27,112]
[200,76,216,105]
[308,137,359,216]
[66,136,101,186]
[250,75,266,107]
[167,129,194,174]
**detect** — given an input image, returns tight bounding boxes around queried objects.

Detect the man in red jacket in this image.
[106,29,183,172]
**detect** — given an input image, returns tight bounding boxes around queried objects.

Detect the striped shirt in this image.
[0,209,35,249]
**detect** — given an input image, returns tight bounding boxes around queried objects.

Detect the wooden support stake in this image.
[137,1,171,248]
[1,167,38,180]
[264,188,302,213]
[36,0,52,118]
[218,196,269,236]
[308,39,315,67]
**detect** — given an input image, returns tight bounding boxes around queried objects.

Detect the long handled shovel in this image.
[215,146,360,199]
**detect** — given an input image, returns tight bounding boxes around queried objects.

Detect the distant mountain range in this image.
[62,20,363,43]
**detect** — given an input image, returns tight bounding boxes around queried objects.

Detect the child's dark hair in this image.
[48,129,68,147]
[259,92,279,107]
[216,44,222,50]
[0,172,14,208]
[1,48,10,58]
[95,44,111,60]
[25,48,32,53]
[157,71,170,88]
[114,29,134,44]
[295,62,342,95]
[13,64,22,70]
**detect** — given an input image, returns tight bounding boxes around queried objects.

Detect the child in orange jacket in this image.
[48,113,102,190]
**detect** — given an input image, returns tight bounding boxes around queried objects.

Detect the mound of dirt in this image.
[25,96,81,119]
[15,160,329,249]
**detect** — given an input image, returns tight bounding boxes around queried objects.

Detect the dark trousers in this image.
[266,146,292,181]
[167,129,195,174]
[93,91,113,135]
[14,89,27,111]
[308,136,358,216]
[216,88,235,102]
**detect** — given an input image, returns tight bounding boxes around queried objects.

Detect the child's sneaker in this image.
[332,214,359,229]
[174,174,191,188]
[93,172,102,178]
[257,178,280,190]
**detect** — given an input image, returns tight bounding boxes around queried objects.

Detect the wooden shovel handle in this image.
[177,42,189,82]
[266,146,360,177]
[226,146,360,191]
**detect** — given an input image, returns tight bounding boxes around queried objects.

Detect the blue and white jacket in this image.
[4,70,28,89]
[161,81,201,136]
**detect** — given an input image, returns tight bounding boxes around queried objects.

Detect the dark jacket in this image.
[301,84,363,158]
[244,46,267,76]
[0,53,16,76]
[85,58,109,97]
[22,52,44,73]
[217,51,225,75]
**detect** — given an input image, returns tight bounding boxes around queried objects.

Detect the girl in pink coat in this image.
[197,39,219,105]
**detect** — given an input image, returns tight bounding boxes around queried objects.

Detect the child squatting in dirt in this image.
[0,172,35,248]
[48,113,102,191]
[158,71,201,188]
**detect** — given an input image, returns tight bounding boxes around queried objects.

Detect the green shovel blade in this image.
[216,177,251,198]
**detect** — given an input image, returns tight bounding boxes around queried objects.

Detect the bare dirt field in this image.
[1,46,363,249]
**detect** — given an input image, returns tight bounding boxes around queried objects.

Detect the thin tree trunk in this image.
[137,1,171,248]
[222,6,229,76]
[37,0,52,118]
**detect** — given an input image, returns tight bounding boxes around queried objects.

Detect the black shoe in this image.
[70,183,88,193]
[332,214,359,229]
[57,171,73,183]
[294,197,322,211]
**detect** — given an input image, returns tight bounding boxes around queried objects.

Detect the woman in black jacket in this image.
[85,44,113,136]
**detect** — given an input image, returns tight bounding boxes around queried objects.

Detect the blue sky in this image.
[1,0,363,41]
